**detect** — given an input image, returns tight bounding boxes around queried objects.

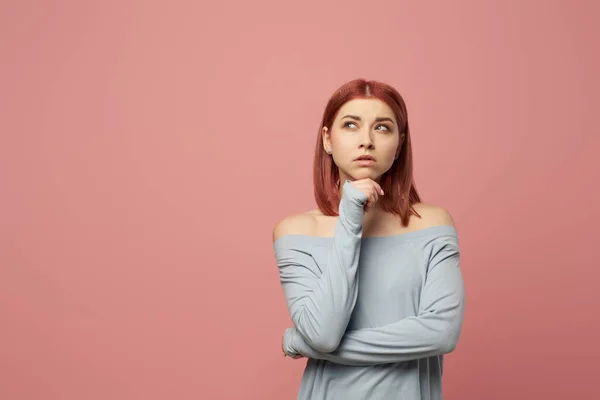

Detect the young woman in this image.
[272,78,465,400]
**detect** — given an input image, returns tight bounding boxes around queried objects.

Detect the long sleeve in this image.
[274,180,368,353]
[283,231,465,365]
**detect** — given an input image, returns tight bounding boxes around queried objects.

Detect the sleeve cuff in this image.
[283,327,299,357]
[341,180,368,206]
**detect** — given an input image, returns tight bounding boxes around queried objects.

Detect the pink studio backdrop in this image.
[1,1,599,399]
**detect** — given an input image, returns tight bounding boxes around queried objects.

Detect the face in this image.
[322,98,403,183]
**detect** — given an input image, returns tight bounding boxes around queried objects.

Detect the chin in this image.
[346,169,383,182]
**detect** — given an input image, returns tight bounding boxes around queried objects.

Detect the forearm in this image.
[277,181,368,352]
[284,237,465,365]
[285,311,463,366]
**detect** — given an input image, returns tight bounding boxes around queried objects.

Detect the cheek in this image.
[330,133,355,150]
[379,138,400,155]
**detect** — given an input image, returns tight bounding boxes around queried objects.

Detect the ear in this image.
[395,132,405,159]
[322,126,331,153]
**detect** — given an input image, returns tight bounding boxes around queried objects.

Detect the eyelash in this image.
[343,122,391,131]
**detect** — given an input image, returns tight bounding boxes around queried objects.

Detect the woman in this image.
[272,78,465,400]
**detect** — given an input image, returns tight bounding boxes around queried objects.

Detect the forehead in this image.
[335,98,395,119]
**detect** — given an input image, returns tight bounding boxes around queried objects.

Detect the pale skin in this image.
[274,98,456,358]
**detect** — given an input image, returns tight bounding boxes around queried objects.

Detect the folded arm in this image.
[283,231,465,365]
[274,181,368,353]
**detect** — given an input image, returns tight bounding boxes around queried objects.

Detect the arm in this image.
[284,231,465,365]
[274,180,367,353]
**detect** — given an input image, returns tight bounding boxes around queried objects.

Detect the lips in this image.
[355,155,375,161]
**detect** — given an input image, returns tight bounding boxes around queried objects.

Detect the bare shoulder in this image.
[272,212,319,242]
[411,202,456,229]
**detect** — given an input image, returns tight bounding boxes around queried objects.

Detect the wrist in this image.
[283,327,299,356]
[339,180,367,229]
[341,180,368,206]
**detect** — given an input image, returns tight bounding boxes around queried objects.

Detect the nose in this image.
[358,130,374,150]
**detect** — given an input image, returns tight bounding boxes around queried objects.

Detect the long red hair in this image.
[313,78,421,227]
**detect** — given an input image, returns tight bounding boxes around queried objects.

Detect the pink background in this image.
[1,1,599,399]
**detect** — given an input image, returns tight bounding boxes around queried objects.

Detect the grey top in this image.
[273,180,465,400]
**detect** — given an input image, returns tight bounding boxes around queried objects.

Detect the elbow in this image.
[437,330,461,354]
[435,309,464,354]
[305,334,342,353]
[294,308,346,353]
[299,324,344,353]
[440,339,457,354]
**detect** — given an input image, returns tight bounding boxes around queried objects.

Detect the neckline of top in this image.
[273,224,457,248]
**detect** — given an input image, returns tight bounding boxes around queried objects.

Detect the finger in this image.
[360,181,381,198]
[366,196,374,210]
[373,181,384,196]
[371,191,379,206]
[372,189,380,204]
[366,198,376,211]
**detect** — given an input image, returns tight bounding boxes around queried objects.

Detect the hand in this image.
[283,337,304,359]
[348,178,384,212]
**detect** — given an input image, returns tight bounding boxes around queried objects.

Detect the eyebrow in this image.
[341,115,395,125]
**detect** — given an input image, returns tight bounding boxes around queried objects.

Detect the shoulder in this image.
[410,202,456,229]
[272,212,319,242]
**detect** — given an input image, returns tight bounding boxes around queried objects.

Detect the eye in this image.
[343,121,357,129]
[375,124,391,131]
